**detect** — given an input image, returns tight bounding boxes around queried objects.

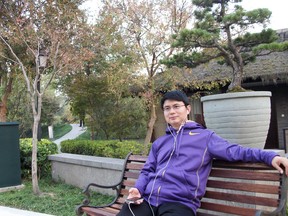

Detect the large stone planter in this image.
[201,91,272,149]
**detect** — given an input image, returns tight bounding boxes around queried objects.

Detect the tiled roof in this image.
[190,51,288,82]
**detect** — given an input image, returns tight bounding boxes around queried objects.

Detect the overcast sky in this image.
[241,0,288,31]
[81,0,288,31]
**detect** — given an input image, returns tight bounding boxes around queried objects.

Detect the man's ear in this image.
[186,105,191,114]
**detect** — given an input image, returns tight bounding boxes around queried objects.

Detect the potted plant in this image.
[162,0,288,148]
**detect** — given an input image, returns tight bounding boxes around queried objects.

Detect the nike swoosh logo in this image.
[189,131,200,136]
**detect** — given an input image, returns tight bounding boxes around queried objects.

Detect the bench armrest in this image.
[75,182,122,216]
[76,153,134,216]
[82,181,122,206]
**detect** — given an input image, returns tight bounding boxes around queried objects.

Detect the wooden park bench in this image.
[76,152,287,216]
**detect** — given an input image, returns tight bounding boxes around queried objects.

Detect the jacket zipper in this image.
[156,130,177,206]
[156,169,166,205]
[194,147,208,199]
[156,186,161,206]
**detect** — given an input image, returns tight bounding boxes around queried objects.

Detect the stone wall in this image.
[48,153,125,196]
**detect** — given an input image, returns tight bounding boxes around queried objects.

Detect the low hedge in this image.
[20,138,58,179]
[60,140,148,159]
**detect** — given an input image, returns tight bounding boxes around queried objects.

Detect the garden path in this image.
[53,123,86,153]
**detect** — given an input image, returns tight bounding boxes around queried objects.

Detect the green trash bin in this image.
[0,122,21,188]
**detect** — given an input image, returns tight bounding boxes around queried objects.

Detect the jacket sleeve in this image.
[207,132,278,166]
[135,143,157,196]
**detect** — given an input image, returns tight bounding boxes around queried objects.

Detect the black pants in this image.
[116,200,195,216]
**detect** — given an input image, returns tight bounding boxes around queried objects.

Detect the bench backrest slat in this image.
[207,179,280,194]
[212,160,273,169]
[123,171,140,179]
[122,179,137,187]
[204,190,279,207]
[128,154,147,161]
[126,163,144,170]
[199,202,257,216]
[210,169,280,181]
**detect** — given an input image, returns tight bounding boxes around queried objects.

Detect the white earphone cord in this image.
[128,202,136,216]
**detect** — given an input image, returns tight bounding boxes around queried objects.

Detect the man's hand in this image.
[126,188,143,205]
[271,156,288,176]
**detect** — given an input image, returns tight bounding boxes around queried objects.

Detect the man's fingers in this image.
[276,165,284,174]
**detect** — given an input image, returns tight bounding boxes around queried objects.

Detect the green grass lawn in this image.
[0,177,113,216]
[75,129,90,140]
[42,124,73,140]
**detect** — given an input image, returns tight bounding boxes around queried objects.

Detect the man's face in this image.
[163,99,191,130]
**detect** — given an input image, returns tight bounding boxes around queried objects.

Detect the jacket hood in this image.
[165,120,205,134]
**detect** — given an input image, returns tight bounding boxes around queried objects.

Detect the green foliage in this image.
[0,86,4,97]
[234,29,277,46]
[162,0,288,91]
[0,177,113,216]
[65,72,148,140]
[7,79,32,137]
[2,0,91,142]
[253,41,288,53]
[99,97,148,141]
[75,130,91,140]
[20,138,58,179]
[60,140,150,158]
[41,88,63,126]
[7,80,65,138]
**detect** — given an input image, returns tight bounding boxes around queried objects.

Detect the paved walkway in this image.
[53,123,87,152]
[0,124,86,216]
[0,206,55,216]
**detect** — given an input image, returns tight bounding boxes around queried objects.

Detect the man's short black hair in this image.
[160,90,189,109]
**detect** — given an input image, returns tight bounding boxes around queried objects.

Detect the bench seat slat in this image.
[81,207,116,216]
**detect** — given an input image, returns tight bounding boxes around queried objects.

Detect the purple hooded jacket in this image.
[135,121,278,215]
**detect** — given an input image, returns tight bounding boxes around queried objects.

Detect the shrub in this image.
[20,138,58,179]
[60,140,149,159]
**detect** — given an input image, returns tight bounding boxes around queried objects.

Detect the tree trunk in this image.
[144,99,157,151]
[227,64,244,91]
[0,76,13,122]
[0,101,8,122]
[31,93,42,195]
[32,119,41,195]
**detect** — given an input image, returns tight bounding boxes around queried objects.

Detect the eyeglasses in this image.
[163,104,186,112]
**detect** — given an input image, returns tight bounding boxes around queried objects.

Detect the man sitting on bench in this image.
[117,90,288,216]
